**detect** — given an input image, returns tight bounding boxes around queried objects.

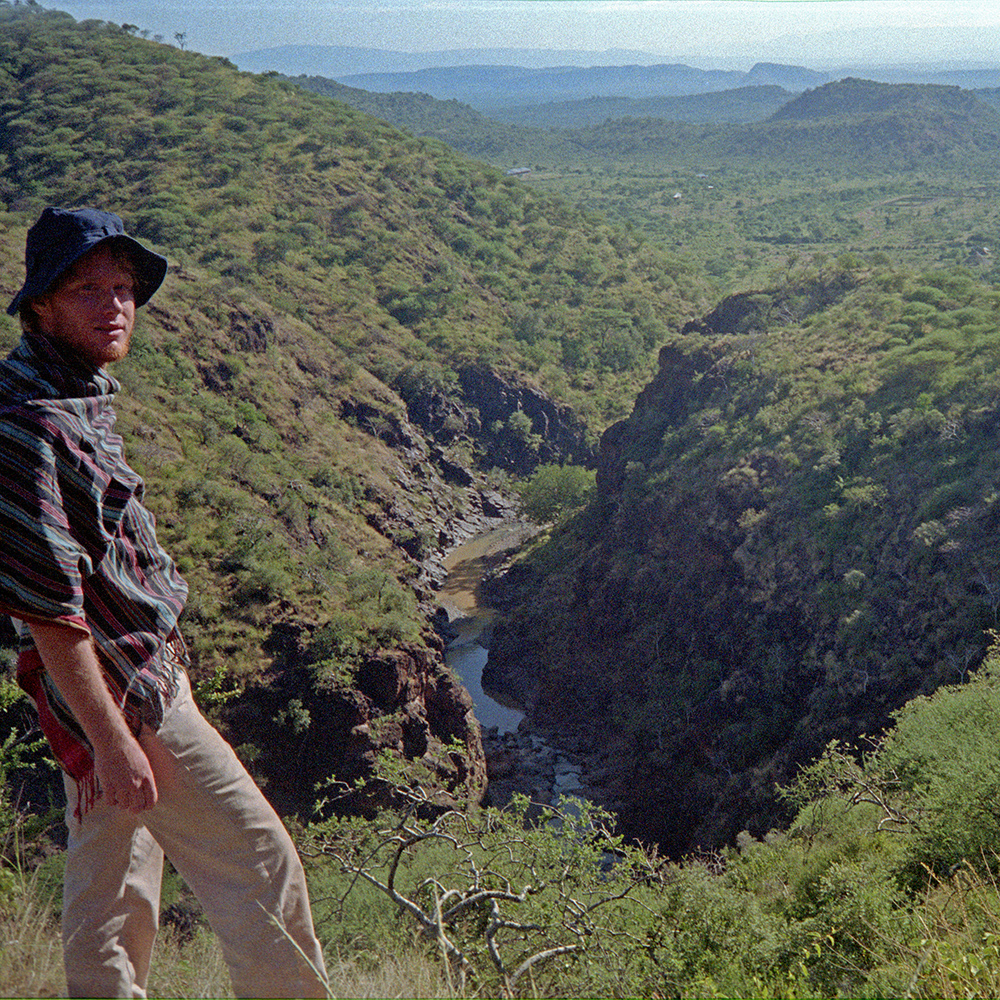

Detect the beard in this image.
[93,327,133,366]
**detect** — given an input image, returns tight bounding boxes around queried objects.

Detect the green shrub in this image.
[881,662,1000,884]
[516,464,596,524]
[786,643,1000,890]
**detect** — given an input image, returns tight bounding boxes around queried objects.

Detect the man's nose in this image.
[97,288,128,310]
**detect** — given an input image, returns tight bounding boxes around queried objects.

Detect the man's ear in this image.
[27,295,52,331]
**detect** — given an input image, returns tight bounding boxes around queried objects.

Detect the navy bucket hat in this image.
[7,206,168,317]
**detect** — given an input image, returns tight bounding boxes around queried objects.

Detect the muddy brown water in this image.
[439,525,531,733]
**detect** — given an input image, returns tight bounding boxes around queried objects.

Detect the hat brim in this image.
[7,233,168,317]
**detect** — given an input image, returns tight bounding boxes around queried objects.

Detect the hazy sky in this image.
[53,1,1000,68]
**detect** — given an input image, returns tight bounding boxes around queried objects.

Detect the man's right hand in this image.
[92,727,158,812]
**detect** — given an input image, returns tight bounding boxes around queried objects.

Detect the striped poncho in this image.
[0,332,188,809]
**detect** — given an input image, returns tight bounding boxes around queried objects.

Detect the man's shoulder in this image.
[0,338,49,406]
[0,355,75,460]
[1,340,83,427]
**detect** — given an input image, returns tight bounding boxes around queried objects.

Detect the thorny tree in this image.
[306,781,664,998]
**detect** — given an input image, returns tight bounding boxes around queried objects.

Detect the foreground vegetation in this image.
[10,643,1000,997]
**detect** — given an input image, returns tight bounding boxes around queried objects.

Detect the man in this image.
[0,207,328,998]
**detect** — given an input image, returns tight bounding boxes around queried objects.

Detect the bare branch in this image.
[509,945,582,992]
[308,790,661,995]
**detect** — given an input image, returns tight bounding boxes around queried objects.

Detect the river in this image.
[438,525,529,734]
[438,526,589,814]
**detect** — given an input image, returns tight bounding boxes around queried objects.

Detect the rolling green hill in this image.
[560,80,1000,166]
[282,73,567,165]
[292,72,1000,173]
[770,76,1000,123]
[288,71,1000,296]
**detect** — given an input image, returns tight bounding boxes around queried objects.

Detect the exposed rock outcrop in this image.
[396,362,595,477]
[482,725,591,816]
[457,364,593,473]
[224,628,487,820]
[342,361,593,595]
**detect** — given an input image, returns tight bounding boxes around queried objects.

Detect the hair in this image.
[19,300,42,335]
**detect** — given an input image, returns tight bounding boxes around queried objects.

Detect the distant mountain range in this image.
[231,45,676,77]
[288,73,1000,172]
[233,45,1000,114]
[332,62,829,111]
[488,85,794,129]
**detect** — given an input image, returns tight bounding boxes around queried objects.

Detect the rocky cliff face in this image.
[397,362,595,477]
[224,627,486,820]
[338,360,593,590]
[482,336,810,852]
[483,281,1000,856]
[456,364,594,473]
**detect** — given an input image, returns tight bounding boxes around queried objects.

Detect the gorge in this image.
[5,1,1000,873]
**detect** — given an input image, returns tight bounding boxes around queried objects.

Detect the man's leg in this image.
[139,673,328,999]
[62,779,163,999]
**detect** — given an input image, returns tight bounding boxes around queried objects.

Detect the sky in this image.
[52,0,1000,69]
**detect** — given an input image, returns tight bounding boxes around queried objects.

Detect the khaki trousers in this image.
[61,672,328,999]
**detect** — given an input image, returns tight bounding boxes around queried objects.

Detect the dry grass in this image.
[0,874,64,999]
[0,893,453,1000]
[893,863,1000,1000]
[326,951,455,998]
[146,928,234,998]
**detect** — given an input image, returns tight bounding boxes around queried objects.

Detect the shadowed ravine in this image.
[438,525,589,813]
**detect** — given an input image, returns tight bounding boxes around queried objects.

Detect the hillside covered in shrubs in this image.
[487,252,1000,853]
[0,2,707,814]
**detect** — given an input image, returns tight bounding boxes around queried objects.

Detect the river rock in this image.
[481,725,594,815]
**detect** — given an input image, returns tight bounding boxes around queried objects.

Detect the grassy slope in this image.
[0,5,709,681]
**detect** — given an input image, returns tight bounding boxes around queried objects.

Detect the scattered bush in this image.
[516,463,596,524]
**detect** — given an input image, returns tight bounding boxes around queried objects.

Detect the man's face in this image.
[31,244,137,368]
